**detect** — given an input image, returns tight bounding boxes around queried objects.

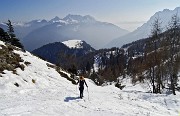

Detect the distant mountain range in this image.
[1,7,180,51]
[106,7,180,48]
[0,14,129,51]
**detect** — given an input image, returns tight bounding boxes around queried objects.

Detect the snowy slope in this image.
[0,41,180,116]
[62,40,83,48]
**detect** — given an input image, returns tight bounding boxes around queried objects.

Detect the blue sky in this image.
[1,0,180,31]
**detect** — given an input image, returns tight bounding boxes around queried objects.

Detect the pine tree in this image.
[6,20,24,49]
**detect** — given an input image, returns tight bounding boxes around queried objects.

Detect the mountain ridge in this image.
[32,40,95,65]
[0,14,129,51]
[106,7,180,48]
[19,14,129,51]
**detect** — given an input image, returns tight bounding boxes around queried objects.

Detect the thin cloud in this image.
[117,21,146,25]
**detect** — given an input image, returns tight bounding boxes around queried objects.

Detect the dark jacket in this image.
[77,79,88,88]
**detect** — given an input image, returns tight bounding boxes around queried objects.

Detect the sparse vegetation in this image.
[23,79,28,82]
[56,67,76,85]
[0,44,24,74]
[14,82,19,87]
[115,82,126,90]
[24,61,31,66]
[46,63,56,69]
[32,79,36,84]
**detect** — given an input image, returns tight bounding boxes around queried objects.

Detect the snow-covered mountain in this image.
[0,40,180,116]
[62,39,87,49]
[107,7,180,48]
[32,40,95,64]
[62,14,96,23]
[0,14,129,51]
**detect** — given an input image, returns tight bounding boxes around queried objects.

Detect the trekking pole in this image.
[87,87,90,101]
[76,84,78,95]
[76,84,77,92]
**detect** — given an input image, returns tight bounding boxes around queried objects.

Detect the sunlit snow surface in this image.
[0,41,180,116]
[62,40,83,48]
[0,41,5,46]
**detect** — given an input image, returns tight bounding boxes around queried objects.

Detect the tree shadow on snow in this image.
[64,96,80,102]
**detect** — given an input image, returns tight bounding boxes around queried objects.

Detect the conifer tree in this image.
[6,20,24,49]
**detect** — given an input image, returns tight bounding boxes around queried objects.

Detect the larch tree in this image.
[146,17,163,93]
[166,13,180,95]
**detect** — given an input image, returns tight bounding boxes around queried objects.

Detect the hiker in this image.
[77,76,88,99]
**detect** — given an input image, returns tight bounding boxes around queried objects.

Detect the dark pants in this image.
[79,87,84,98]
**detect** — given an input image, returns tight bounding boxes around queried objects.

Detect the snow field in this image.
[62,40,83,48]
[0,41,180,116]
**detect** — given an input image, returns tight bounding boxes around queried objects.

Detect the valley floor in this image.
[0,78,179,116]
